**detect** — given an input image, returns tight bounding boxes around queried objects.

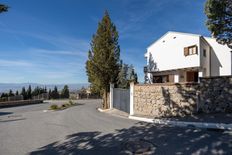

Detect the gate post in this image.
[130,82,134,115]
[109,83,114,109]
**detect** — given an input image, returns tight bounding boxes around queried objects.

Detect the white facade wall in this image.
[199,38,211,76]
[204,37,231,76]
[146,32,200,72]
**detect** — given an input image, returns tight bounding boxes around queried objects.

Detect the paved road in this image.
[0,99,232,155]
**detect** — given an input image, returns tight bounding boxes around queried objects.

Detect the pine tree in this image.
[61,85,70,99]
[86,11,120,109]
[205,0,232,49]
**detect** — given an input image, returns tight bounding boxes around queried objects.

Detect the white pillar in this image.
[174,74,179,83]
[130,82,134,115]
[198,71,203,82]
[109,83,114,109]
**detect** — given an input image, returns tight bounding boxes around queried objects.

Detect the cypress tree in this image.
[61,85,69,99]
[27,85,32,99]
[86,11,120,109]
[21,87,27,100]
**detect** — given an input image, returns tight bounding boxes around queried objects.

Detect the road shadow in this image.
[29,122,232,155]
[0,112,13,116]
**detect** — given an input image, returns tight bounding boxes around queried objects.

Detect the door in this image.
[186,71,198,82]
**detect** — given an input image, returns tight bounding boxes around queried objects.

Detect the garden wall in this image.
[0,100,43,108]
[199,76,232,113]
[133,76,232,118]
[134,83,199,118]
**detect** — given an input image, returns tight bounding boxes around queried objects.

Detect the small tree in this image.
[27,85,32,99]
[61,85,69,99]
[8,89,14,97]
[21,87,27,100]
[51,86,59,99]
[0,4,8,13]
[15,90,19,96]
[48,89,52,99]
[117,62,138,89]
[86,11,120,109]
[205,0,232,49]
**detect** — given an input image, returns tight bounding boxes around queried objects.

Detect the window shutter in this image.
[184,47,188,56]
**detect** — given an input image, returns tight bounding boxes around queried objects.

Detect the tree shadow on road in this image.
[29,122,232,155]
[0,112,13,116]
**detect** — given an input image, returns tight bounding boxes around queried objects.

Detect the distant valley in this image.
[0,83,89,93]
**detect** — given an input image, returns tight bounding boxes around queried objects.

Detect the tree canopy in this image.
[0,4,8,13]
[117,61,138,89]
[86,11,120,109]
[205,0,232,49]
[60,85,70,99]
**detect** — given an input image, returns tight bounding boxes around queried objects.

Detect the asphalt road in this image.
[0,99,232,155]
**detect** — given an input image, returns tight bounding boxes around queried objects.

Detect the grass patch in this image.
[49,100,77,111]
[50,104,59,110]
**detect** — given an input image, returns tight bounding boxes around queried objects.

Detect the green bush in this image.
[61,104,69,109]
[50,104,58,110]
[68,100,74,105]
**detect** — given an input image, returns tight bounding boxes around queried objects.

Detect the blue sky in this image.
[0,0,210,84]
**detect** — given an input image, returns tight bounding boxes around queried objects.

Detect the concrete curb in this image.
[129,115,232,130]
[97,108,111,112]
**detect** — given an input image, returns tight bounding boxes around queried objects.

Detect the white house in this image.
[144,31,232,83]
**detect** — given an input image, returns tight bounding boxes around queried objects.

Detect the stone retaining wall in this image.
[134,83,199,118]
[133,76,232,117]
[0,100,43,108]
[199,76,232,113]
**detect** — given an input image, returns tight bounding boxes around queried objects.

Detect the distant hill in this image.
[0,83,89,93]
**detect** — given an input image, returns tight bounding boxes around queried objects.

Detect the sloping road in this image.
[0,99,232,155]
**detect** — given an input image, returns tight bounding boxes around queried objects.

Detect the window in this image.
[203,49,206,57]
[153,75,169,83]
[184,45,198,56]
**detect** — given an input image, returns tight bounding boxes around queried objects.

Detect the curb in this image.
[129,115,232,131]
[97,108,111,112]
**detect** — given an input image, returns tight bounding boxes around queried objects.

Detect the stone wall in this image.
[0,100,43,108]
[199,76,232,113]
[134,83,199,118]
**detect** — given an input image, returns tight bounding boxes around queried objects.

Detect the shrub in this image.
[69,100,74,105]
[61,104,69,109]
[50,104,58,110]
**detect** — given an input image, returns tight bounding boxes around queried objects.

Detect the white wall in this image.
[204,37,231,76]
[146,32,200,72]
[199,38,211,76]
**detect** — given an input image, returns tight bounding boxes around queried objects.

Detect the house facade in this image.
[144,31,232,83]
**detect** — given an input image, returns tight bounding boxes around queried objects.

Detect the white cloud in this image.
[0,59,33,67]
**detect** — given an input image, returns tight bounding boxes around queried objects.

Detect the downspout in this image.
[209,47,211,76]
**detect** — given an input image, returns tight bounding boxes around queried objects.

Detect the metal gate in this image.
[113,88,130,113]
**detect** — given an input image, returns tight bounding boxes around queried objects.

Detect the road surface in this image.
[0,99,231,155]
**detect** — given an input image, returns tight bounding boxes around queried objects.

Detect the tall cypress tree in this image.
[86,11,120,109]
[21,87,27,100]
[27,85,32,99]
